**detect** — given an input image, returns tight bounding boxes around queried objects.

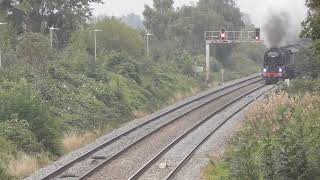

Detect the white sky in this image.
[236,0,307,27]
[92,0,308,42]
[91,0,196,17]
[92,0,307,20]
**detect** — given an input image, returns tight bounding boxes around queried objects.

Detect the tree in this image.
[71,18,144,57]
[143,0,245,56]
[121,14,144,29]
[143,0,176,40]
[302,0,320,39]
[16,32,54,67]
[0,0,103,40]
[302,0,320,77]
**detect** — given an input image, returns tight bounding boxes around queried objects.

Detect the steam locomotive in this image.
[262,44,305,85]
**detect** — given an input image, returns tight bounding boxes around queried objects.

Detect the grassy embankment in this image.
[0,57,260,179]
[204,79,320,180]
[0,19,263,179]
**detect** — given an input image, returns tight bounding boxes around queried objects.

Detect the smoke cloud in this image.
[236,0,307,47]
[264,12,290,48]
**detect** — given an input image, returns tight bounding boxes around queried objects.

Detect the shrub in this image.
[104,51,142,84]
[0,114,42,154]
[16,33,54,67]
[168,50,194,75]
[285,78,320,94]
[0,81,62,155]
[0,161,11,180]
[208,93,320,180]
[205,161,230,180]
[211,58,223,72]
[0,137,14,180]
[70,18,144,57]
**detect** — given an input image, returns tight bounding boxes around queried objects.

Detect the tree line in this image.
[302,0,320,77]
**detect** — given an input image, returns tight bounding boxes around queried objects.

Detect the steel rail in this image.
[41,75,261,180]
[164,86,275,180]
[128,84,268,180]
[77,79,263,179]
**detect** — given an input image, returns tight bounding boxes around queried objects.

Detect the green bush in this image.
[0,137,14,180]
[207,93,320,180]
[16,33,54,67]
[205,161,230,180]
[285,78,320,94]
[0,81,62,155]
[211,58,223,72]
[103,51,142,84]
[0,114,42,154]
[70,18,144,57]
[168,50,194,76]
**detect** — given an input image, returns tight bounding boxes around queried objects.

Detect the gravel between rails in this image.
[25,74,260,180]
[171,86,274,180]
[54,78,262,179]
[86,83,262,180]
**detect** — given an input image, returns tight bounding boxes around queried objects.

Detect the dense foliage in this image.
[16,33,54,66]
[75,18,145,56]
[205,1,320,178]
[144,0,247,58]
[206,91,320,180]
[0,0,264,178]
[0,0,103,45]
[0,81,61,154]
[302,0,320,77]
[0,19,211,178]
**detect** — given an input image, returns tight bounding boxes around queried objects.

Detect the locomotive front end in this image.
[262,49,284,84]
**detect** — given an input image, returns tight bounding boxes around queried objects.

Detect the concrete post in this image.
[205,42,210,85]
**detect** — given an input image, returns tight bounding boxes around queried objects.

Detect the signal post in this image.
[204,28,261,85]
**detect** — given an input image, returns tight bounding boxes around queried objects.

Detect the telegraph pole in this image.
[94,29,103,62]
[0,22,8,68]
[221,68,225,84]
[205,41,211,85]
[49,26,60,47]
[146,30,153,56]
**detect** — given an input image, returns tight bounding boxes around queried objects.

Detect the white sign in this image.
[192,66,204,73]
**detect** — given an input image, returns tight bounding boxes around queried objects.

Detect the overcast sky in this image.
[91,0,196,17]
[92,0,307,20]
[92,0,308,44]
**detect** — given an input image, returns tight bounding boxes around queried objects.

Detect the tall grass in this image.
[205,92,320,180]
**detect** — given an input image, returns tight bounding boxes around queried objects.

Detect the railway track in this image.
[27,75,266,180]
[131,85,274,180]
